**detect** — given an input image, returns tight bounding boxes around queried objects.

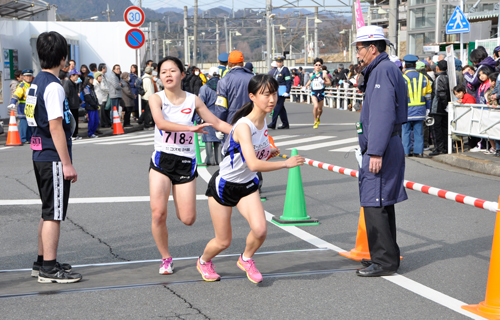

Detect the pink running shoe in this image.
[237,255,263,283]
[159,257,174,275]
[197,258,221,281]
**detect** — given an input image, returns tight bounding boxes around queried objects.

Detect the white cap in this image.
[389,55,399,62]
[351,25,391,46]
[432,55,439,64]
[271,61,277,68]
[208,66,219,76]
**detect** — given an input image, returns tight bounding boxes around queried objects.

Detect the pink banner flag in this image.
[354,0,365,29]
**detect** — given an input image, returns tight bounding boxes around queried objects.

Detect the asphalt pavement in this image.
[1,101,499,319]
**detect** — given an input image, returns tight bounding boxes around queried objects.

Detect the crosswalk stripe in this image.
[275,136,334,147]
[96,136,153,145]
[131,141,155,146]
[290,137,358,151]
[270,135,299,141]
[73,132,152,144]
[329,145,359,152]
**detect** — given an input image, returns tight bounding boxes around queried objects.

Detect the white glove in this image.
[301,87,307,92]
[426,109,430,116]
[7,104,16,110]
[215,131,224,140]
[282,92,290,97]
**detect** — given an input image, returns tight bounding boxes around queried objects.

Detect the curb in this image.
[432,153,500,177]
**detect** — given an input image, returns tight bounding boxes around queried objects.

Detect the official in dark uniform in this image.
[268,56,291,129]
[353,26,408,277]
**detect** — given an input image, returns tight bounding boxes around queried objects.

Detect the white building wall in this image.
[1,20,137,119]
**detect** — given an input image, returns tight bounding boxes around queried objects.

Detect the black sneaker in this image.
[38,265,82,284]
[32,261,72,277]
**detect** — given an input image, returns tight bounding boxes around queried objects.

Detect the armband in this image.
[215,96,228,109]
[285,76,291,81]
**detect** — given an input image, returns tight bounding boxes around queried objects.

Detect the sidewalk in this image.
[429,148,500,177]
[0,118,144,146]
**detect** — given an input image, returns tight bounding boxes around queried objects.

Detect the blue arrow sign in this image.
[446,6,470,34]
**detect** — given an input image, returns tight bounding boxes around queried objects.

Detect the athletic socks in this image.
[37,255,43,264]
[242,254,251,262]
[42,259,56,271]
[199,258,207,265]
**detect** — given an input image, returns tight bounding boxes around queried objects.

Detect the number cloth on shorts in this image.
[152,90,197,159]
[218,117,271,183]
[150,152,198,184]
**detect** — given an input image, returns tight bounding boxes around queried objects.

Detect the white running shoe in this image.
[90,134,99,138]
[159,258,174,275]
[469,147,483,152]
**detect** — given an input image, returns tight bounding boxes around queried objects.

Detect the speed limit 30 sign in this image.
[124,6,145,28]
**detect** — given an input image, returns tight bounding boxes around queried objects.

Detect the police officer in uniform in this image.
[218,53,229,78]
[402,55,432,157]
[353,26,408,277]
[268,56,291,129]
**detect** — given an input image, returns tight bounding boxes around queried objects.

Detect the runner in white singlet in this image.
[148,57,232,275]
[304,58,331,129]
[196,74,305,283]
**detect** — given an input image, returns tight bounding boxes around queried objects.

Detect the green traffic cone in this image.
[271,148,319,226]
[198,133,205,147]
[194,132,206,167]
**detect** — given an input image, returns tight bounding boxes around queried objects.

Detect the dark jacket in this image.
[198,77,222,142]
[215,66,254,124]
[358,52,408,207]
[464,56,496,100]
[129,73,138,96]
[63,79,81,110]
[272,66,292,94]
[121,80,135,107]
[82,85,99,111]
[190,74,203,96]
[430,71,450,115]
[298,72,304,86]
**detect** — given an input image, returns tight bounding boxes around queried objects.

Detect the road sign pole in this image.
[460,0,464,65]
[137,48,142,117]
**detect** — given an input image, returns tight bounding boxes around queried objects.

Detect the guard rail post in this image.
[448,102,453,154]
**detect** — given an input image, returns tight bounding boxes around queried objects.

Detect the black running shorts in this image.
[33,161,71,221]
[149,151,198,185]
[205,170,260,207]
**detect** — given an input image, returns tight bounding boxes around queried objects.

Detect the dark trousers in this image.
[87,110,99,136]
[138,99,153,128]
[123,106,133,126]
[100,102,111,127]
[432,114,448,152]
[205,142,222,165]
[364,205,400,271]
[70,108,79,137]
[269,96,289,127]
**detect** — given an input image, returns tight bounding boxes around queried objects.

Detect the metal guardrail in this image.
[448,102,500,154]
[290,86,364,112]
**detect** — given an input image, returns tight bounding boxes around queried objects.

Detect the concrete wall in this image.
[0,20,137,119]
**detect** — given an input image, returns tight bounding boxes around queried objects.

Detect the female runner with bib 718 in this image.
[197,74,305,283]
[148,56,232,275]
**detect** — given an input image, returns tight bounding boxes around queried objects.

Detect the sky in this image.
[135,0,347,11]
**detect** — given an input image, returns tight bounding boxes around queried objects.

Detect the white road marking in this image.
[96,136,153,145]
[329,145,359,152]
[0,195,208,206]
[72,132,153,145]
[0,146,13,151]
[292,137,359,151]
[130,141,155,146]
[291,123,355,126]
[275,136,334,147]
[270,135,299,141]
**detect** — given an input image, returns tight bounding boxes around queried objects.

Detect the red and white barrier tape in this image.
[284,155,499,213]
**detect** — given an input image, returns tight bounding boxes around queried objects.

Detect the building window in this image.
[409,6,436,29]
[410,0,436,6]
[409,32,435,55]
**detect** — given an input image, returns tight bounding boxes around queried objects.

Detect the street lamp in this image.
[79,16,98,22]
[229,30,241,51]
[340,29,352,63]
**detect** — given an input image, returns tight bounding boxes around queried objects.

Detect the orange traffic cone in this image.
[112,106,124,135]
[339,207,371,261]
[6,110,22,146]
[462,195,500,319]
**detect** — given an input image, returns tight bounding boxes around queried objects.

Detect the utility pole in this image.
[216,20,220,59]
[314,7,319,59]
[435,0,442,46]
[305,17,309,64]
[101,3,114,22]
[167,16,170,33]
[224,16,229,53]
[193,0,198,66]
[266,0,272,71]
[304,16,308,66]
[388,0,399,54]
[155,22,159,61]
[184,6,189,64]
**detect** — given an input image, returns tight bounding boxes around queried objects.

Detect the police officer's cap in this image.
[22,69,33,76]
[218,53,229,62]
[403,55,419,63]
[274,55,285,62]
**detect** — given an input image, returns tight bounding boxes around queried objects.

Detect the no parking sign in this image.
[125,29,145,49]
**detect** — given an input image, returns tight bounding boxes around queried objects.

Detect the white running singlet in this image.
[152,91,197,159]
[218,117,271,183]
